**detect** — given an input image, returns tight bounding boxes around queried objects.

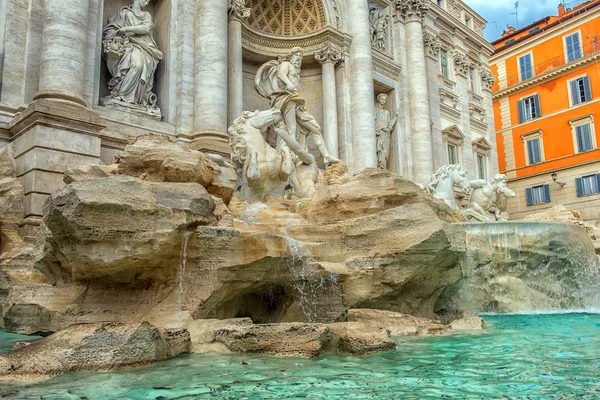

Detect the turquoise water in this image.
[1,313,599,399]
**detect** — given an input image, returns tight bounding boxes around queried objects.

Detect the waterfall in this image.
[177,231,192,322]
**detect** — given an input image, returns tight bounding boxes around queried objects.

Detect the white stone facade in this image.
[0,0,497,225]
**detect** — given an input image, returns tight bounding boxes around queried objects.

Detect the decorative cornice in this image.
[372,51,402,80]
[241,25,352,58]
[479,68,496,92]
[395,0,430,22]
[423,32,442,59]
[315,45,343,66]
[228,0,251,20]
[453,51,471,77]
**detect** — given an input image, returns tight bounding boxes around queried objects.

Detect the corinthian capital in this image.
[453,51,472,76]
[423,32,442,59]
[479,68,496,91]
[395,0,430,22]
[315,45,343,66]
[228,0,251,20]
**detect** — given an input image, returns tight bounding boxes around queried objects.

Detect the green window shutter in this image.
[576,177,584,197]
[583,76,592,102]
[526,188,533,206]
[517,100,524,123]
[543,184,551,203]
[533,94,541,118]
[570,79,580,105]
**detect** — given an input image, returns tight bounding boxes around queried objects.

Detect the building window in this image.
[565,32,582,62]
[576,174,600,197]
[575,123,594,153]
[440,49,450,79]
[529,27,541,35]
[569,76,592,105]
[505,39,516,46]
[518,53,533,81]
[476,154,486,179]
[526,184,551,206]
[448,143,458,164]
[524,135,543,165]
[517,95,541,123]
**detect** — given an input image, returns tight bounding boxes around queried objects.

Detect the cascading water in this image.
[177,231,192,322]
[439,221,600,314]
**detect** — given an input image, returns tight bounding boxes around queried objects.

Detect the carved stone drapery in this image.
[395,0,430,22]
[228,0,251,20]
[315,45,343,66]
[453,51,471,77]
[480,68,496,92]
[423,32,442,59]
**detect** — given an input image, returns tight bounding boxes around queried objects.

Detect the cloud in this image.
[463,0,559,41]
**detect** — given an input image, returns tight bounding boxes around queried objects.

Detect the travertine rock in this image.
[450,316,484,330]
[0,146,25,254]
[43,175,216,282]
[0,322,190,381]
[327,322,396,355]
[347,309,451,336]
[63,164,118,184]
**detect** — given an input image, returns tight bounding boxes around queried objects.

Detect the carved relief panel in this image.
[368,1,393,57]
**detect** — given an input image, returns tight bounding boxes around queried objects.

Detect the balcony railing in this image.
[506,41,600,87]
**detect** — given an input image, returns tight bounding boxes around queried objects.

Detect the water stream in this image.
[177,231,192,322]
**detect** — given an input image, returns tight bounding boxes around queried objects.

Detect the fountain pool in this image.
[1,313,599,399]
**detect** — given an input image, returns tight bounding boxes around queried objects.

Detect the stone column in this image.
[315,46,342,159]
[227,1,250,126]
[33,0,90,106]
[396,0,433,185]
[194,0,229,155]
[347,0,377,172]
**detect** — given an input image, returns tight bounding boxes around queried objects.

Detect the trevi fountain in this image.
[0,0,599,398]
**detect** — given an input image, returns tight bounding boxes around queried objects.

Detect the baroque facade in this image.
[0,0,496,226]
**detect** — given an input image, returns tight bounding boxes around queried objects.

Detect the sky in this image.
[463,0,563,42]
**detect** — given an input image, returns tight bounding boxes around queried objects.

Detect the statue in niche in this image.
[369,7,389,50]
[102,0,163,119]
[375,93,399,170]
[255,47,340,165]
[465,174,516,221]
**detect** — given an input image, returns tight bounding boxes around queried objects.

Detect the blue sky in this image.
[463,0,561,42]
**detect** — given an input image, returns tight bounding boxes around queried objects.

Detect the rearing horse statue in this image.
[426,164,471,210]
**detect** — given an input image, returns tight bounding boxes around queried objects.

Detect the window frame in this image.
[576,174,600,197]
[526,184,551,206]
[447,143,459,164]
[568,75,592,106]
[517,94,542,123]
[518,52,534,82]
[563,31,583,63]
[476,153,487,180]
[440,48,450,79]
[522,130,545,166]
[569,114,596,154]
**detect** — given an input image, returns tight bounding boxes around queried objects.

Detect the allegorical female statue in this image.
[102,0,163,119]
[375,94,399,169]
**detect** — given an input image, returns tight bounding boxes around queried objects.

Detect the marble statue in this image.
[426,164,471,210]
[102,0,163,119]
[369,7,389,50]
[375,94,399,170]
[229,108,314,199]
[255,47,339,164]
[468,174,516,221]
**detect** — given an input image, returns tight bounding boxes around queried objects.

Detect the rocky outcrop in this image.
[347,309,451,336]
[450,316,484,330]
[0,146,24,254]
[63,164,118,184]
[327,322,396,355]
[116,134,236,204]
[0,322,190,381]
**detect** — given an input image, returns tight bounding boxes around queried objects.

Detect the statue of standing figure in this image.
[255,47,340,165]
[102,0,163,119]
[375,94,399,170]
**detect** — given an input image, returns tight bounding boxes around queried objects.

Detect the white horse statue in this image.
[426,164,471,210]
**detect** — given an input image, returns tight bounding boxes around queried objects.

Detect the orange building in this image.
[491,0,600,221]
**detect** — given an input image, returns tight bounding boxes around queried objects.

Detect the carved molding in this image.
[423,32,442,59]
[315,45,343,66]
[228,0,251,20]
[472,136,492,155]
[479,68,496,92]
[372,51,402,80]
[442,125,465,145]
[395,0,429,22]
[245,0,326,36]
[453,51,471,77]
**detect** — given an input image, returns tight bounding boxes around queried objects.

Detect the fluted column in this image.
[396,0,433,185]
[316,46,342,159]
[34,0,90,106]
[227,1,250,125]
[347,0,377,172]
[194,0,229,153]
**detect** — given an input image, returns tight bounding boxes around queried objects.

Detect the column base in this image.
[33,90,88,108]
[8,99,106,226]
[190,131,231,158]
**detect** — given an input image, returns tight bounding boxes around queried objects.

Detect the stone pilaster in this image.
[227,1,250,126]
[34,0,90,106]
[347,0,378,172]
[194,0,229,155]
[396,0,433,185]
[316,46,343,159]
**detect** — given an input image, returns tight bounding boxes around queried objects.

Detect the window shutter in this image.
[533,94,541,117]
[517,100,524,123]
[526,188,533,206]
[543,184,551,203]
[576,126,584,152]
[576,177,584,197]
[596,174,600,193]
[583,76,592,101]
[570,79,580,105]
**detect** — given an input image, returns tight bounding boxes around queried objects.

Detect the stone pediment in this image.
[442,125,465,144]
[472,136,492,154]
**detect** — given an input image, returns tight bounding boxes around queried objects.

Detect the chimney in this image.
[502,26,517,37]
[558,3,565,16]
